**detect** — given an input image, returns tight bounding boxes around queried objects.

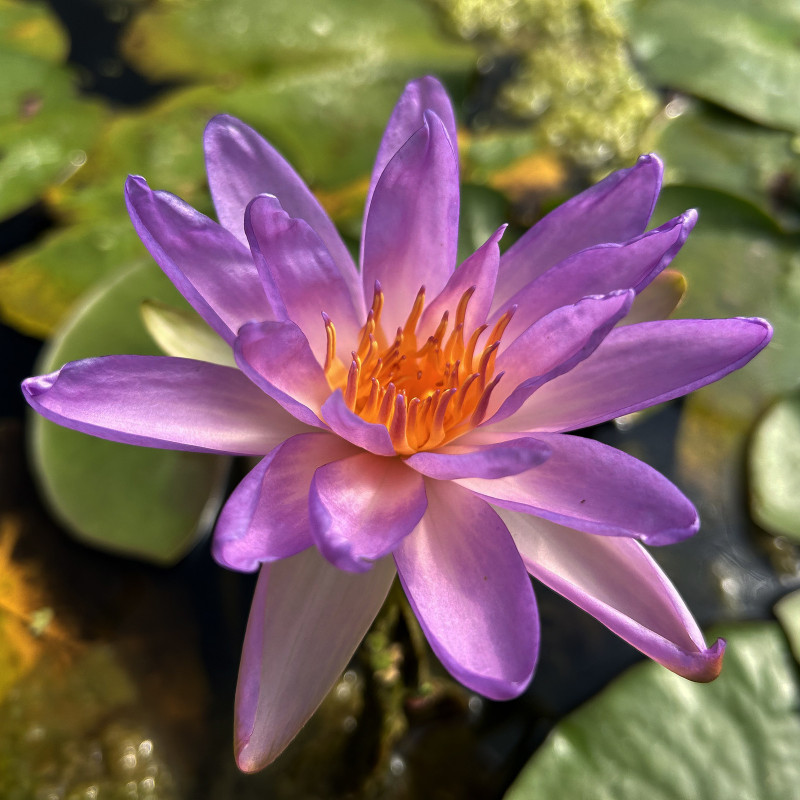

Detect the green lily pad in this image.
[0,48,106,222]
[30,261,229,565]
[0,0,68,62]
[749,394,800,542]
[121,0,474,82]
[775,589,800,665]
[504,624,800,800]
[629,0,800,132]
[646,103,800,230]
[654,186,800,420]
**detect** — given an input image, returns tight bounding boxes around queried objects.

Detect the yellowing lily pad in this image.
[30,261,229,565]
[504,624,800,800]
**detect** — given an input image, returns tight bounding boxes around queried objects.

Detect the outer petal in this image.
[213,432,358,572]
[364,76,457,243]
[496,507,724,681]
[245,195,362,362]
[203,115,363,315]
[417,225,504,338]
[125,176,271,344]
[492,211,695,344]
[235,320,330,428]
[309,453,427,572]
[394,480,539,700]
[405,437,550,480]
[487,291,634,424]
[623,269,686,325]
[320,390,395,456]
[495,317,773,433]
[235,549,396,771]
[494,154,663,308]
[361,110,459,336]
[22,355,305,455]
[457,433,698,546]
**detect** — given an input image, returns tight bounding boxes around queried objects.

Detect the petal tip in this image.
[21,370,57,401]
[685,637,726,683]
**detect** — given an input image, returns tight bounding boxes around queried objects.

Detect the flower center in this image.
[322,283,514,455]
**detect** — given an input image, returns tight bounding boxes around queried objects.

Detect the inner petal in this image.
[321,283,514,454]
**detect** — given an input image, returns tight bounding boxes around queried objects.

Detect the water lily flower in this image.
[23,77,770,772]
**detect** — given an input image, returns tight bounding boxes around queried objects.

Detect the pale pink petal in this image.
[494,154,663,308]
[457,433,698,546]
[404,436,550,480]
[622,269,686,325]
[235,550,396,772]
[417,225,504,338]
[22,355,305,455]
[492,211,695,344]
[234,320,330,428]
[362,111,459,336]
[309,453,427,572]
[487,291,634,424]
[495,317,772,433]
[125,176,271,344]
[496,507,725,681]
[364,76,457,246]
[204,115,363,315]
[213,432,358,572]
[394,480,538,700]
[245,195,362,363]
[320,390,395,456]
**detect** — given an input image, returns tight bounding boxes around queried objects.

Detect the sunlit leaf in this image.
[645,102,800,230]
[0,218,144,338]
[629,0,800,131]
[0,48,106,222]
[654,186,800,420]
[504,624,800,800]
[0,0,68,61]
[749,394,800,542]
[121,0,474,82]
[775,589,800,665]
[30,261,229,565]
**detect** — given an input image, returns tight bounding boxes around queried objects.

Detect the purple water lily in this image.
[23,77,770,772]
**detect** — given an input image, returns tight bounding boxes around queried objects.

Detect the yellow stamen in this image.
[322,285,512,454]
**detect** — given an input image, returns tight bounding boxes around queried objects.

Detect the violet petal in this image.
[125,176,271,344]
[235,550,395,771]
[498,507,725,681]
[213,432,359,572]
[457,433,699,546]
[361,110,459,336]
[494,154,663,307]
[309,453,427,572]
[22,355,305,455]
[394,480,539,700]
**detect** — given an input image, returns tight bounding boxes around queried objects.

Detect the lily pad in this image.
[0,217,145,338]
[774,589,800,665]
[0,48,106,222]
[749,394,800,542]
[504,624,800,800]
[121,0,474,82]
[30,261,229,565]
[0,0,68,62]
[629,0,800,132]
[654,186,800,420]
[646,103,800,230]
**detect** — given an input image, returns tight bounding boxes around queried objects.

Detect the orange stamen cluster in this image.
[323,282,515,455]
